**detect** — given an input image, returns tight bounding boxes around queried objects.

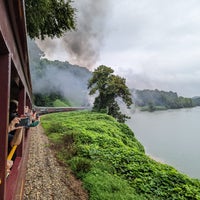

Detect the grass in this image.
[53,99,71,107]
[41,111,200,200]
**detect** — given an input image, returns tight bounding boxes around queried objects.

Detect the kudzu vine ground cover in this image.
[42,111,200,200]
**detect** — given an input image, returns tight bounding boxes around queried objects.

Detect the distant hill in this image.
[192,96,200,106]
[131,89,199,111]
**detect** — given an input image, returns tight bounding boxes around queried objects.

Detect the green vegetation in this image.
[192,97,200,107]
[53,99,69,107]
[88,65,133,123]
[133,89,195,111]
[140,105,170,112]
[25,0,76,39]
[34,92,71,107]
[42,111,200,200]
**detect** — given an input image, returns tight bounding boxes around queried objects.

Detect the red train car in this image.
[0,1,32,199]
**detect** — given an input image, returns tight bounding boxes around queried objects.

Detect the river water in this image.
[126,106,200,179]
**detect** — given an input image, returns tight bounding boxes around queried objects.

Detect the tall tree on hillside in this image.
[25,0,76,39]
[88,65,133,123]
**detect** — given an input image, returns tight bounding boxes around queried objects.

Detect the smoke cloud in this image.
[36,0,111,69]
[28,38,92,106]
[32,66,90,105]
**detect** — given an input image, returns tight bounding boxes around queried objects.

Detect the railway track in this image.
[23,125,88,200]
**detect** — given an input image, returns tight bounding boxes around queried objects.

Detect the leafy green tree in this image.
[88,65,133,123]
[25,0,76,39]
[148,102,155,112]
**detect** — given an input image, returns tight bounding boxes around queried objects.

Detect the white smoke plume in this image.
[36,0,111,69]
[32,66,90,106]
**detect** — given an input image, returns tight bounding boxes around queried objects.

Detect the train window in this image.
[10,67,20,101]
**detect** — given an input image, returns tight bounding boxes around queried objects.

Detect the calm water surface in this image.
[126,107,200,179]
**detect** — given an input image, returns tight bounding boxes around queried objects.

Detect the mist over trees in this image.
[28,39,199,110]
[27,40,200,109]
[28,39,91,106]
[88,65,133,123]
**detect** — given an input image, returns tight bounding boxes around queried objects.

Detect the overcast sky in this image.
[37,0,200,97]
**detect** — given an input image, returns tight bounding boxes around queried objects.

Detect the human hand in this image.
[6,160,13,174]
[8,117,22,132]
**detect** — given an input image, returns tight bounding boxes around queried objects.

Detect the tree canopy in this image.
[25,0,76,39]
[133,89,194,110]
[88,65,133,123]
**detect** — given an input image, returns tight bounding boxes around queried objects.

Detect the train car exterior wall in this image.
[0,1,32,199]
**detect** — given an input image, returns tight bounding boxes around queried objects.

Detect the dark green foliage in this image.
[42,111,200,200]
[133,89,194,110]
[88,65,133,123]
[69,157,92,178]
[33,92,70,106]
[192,97,200,106]
[25,0,76,39]
[46,121,66,134]
[83,169,146,200]
[148,102,156,112]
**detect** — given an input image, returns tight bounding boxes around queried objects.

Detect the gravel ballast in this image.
[24,125,88,200]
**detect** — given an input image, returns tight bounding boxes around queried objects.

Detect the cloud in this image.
[96,0,200,97]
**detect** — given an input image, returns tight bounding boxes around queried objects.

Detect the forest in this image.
[132,89,200,111]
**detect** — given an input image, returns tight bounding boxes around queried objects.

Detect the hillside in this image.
[28,38,92,106]
[192,96,200,106]
[41,111,200,200]
[132,89,199,111]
